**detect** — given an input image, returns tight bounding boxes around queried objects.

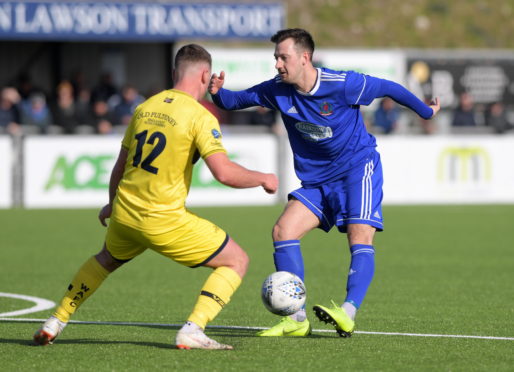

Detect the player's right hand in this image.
[262,173,279,194]
[209,71,225,95]
[98,204,112,227]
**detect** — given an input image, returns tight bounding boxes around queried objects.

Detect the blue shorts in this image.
[289,151,384,233]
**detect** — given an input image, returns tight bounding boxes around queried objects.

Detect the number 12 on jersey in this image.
[132,130,167,175]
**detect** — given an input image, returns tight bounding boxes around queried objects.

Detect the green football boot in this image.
[257,316,312,337]
[313,300,355,338]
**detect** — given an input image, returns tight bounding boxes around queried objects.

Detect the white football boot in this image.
[33,316,67,345]
[175,329,233,350]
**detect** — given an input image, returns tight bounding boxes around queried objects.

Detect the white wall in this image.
[0,136,12,208]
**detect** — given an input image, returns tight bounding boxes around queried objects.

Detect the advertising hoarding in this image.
[378,136,514,204]
[282,135,514,205]
[0,136,12,208]
[0,2,284,41]
[23,134,278,208]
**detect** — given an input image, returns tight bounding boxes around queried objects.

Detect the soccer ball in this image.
[261,271,306,316]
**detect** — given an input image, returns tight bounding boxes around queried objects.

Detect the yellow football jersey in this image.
[112,89,226,233]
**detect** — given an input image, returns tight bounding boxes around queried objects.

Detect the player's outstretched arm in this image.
[205,152,278,194]
[209,71,225,95]
[374,78,440,120]
[99,147,128,226]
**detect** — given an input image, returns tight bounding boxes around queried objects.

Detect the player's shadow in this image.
[0,337,173,349]
[0,319,331,349]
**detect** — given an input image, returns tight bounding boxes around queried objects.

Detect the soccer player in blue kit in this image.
[209,28,440,337]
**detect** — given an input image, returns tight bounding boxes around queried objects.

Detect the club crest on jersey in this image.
[319,101,334,116]
[211,129,221,139]
[295,121,333,142]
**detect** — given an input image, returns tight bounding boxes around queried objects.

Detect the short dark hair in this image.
[174,44,212,70]
[270,28,315,58]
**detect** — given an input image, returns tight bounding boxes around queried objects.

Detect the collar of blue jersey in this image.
[295,68,321,96]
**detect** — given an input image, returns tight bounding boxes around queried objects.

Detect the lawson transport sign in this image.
[0,1,284,41]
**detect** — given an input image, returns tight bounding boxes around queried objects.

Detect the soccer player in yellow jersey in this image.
[33,44,278,350]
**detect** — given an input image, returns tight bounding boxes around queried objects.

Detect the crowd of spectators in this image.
[0,73,279,136]
[1,74,512,136]
[0,74,146,136]
[368,93,513,135]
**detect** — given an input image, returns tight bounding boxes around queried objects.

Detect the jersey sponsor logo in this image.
[163,97,173,103]
[318,101,334,116]
[211,129,221,139]
[135,110,177,126]
[295,121,333,142]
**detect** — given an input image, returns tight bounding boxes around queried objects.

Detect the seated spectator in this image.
[487,102,511,134]
[0,87,21,135]
[373,97,399,134]
[109,85,144,126]
[20,92,53,134]
[90,73,118,104]
[452,92,477,127]
[75,87,93,125]
[50,81,80,134]
[91,100,114,134]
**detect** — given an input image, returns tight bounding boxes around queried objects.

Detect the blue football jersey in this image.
[213,68,427,187]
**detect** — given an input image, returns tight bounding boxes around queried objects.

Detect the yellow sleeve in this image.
[121,109,138,150]
[193,114,227,159]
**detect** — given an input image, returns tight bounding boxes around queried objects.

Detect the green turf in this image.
[1,205,513,371]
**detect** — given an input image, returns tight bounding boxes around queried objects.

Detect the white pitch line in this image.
[0,292,55,317]
[1,317,513,341]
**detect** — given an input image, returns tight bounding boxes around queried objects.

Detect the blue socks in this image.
[273,240,374,311]
[273,240,304,281]
[345,244,375,308]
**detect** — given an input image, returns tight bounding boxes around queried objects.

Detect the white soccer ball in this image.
[261,271,306,316]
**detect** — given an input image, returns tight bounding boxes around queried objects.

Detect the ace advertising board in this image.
[23,135,278,208]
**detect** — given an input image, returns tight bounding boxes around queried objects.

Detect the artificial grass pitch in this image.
[1,205,513,371]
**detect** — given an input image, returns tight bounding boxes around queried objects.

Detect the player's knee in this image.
[347,224,375,246]
[95,246,125,272]
[231,248,249,277]
[272,222,294,241]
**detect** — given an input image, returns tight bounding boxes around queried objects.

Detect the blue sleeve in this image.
[345,72,433,119]
[211,79,277,111]
[376,79,434,119]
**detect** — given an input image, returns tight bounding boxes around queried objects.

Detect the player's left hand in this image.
[98,204,112,227]
[209,71,225,95]
[262,173,279,194]
[429,97,441,117]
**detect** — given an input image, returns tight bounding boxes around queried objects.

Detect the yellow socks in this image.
[53,256,109,323]
[187,267,242,329]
